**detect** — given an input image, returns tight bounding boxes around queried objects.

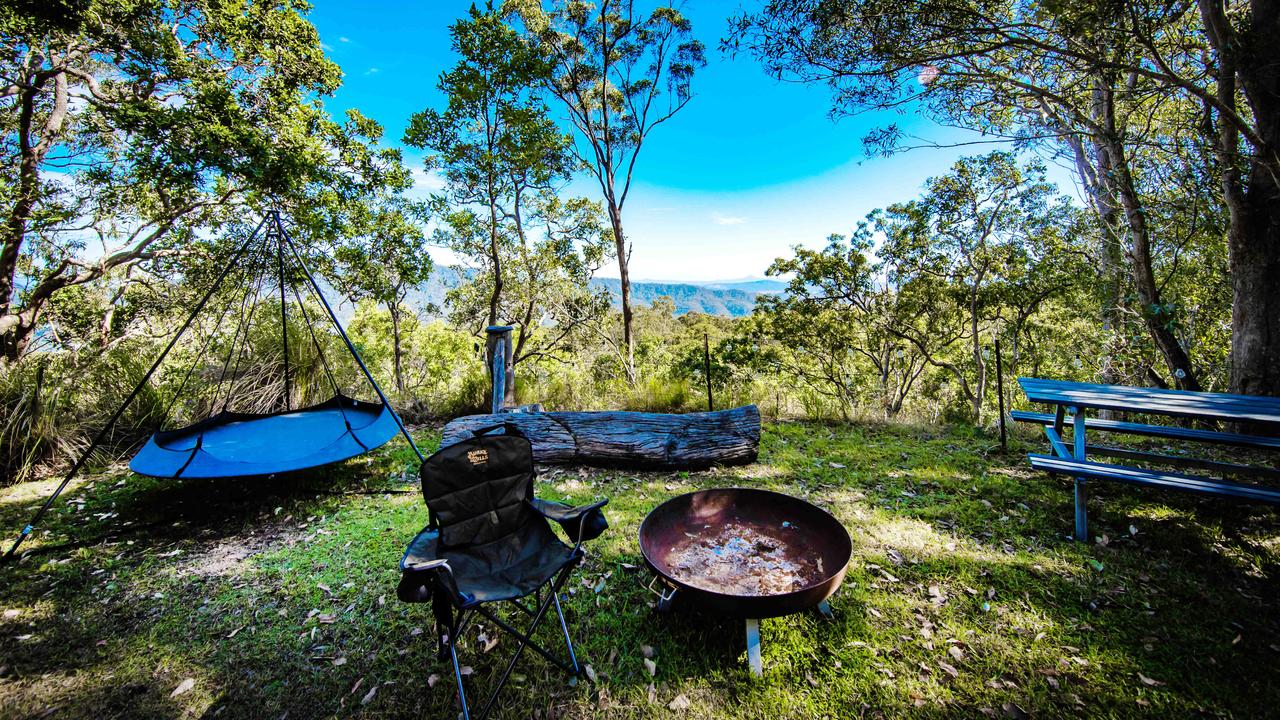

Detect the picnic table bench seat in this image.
[1011,410,1280,451]
[1028,454,1280,505]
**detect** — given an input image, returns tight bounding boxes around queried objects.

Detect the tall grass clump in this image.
[0,359,86,486]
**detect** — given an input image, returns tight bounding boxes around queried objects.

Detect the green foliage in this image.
[725,0,1248,393]
[509,0,708,378]
[746,153,1090,424]
[405,4,613,381]
[0,0,413,361]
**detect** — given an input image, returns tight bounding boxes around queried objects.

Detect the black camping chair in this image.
[397,423,608,720]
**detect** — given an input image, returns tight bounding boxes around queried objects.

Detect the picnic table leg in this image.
[1072,406,1089,543]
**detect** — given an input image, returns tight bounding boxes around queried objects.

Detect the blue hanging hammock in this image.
[5,211,424,559]
[129,395,400,479]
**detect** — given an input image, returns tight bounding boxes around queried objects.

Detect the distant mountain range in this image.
[591,278,774,317]
[395,267,787,319]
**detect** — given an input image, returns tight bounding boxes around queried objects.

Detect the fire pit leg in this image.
[745,618,763,677]
[816,600,834,619]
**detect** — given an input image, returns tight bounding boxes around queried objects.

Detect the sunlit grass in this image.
[1,420,1277,718]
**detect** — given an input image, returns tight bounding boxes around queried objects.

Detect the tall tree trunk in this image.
[487,202,503,328]
[607,203,635,383]
[1198,0,1280,398]
[969,289,985,422]
[389,300,405,395]
[1095,80,1201,390]
[1229,159,1280,398]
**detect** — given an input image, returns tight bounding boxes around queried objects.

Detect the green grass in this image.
[1,420,1278,718]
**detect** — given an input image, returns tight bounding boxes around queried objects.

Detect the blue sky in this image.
[308,2,1073,282]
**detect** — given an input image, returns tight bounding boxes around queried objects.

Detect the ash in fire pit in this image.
[666,521,824,596]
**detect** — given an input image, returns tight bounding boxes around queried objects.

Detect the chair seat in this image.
[402,525,579,606]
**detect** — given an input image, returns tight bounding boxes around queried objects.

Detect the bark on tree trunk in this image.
[487,204,503,329]
[1198,0,1280,398]
[389,300,405,395]
[1097,112,1201,390]
[441,404,761,469]
[1229,161,1280,397]
[607,204,635,384]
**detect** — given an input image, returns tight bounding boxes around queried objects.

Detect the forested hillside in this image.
[1,0,1276,483]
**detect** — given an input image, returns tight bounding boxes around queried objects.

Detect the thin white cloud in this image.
[365,67,380,76]
[713,214,746,226]
[339,36,351,43]
[407,168,447,199]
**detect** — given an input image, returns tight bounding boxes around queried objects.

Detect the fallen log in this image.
[440,405,761,469]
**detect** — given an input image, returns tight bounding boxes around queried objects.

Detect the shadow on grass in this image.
[1,420,1277,719]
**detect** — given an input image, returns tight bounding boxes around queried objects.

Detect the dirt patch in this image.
[177,522,305,578]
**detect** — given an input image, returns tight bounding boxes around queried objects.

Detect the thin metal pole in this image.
[704,332,713,412]
[277,220,425,464]
[491,336,505,415]
[995,337,1007,452]
[274,212,291,411]
[4,215,268,560]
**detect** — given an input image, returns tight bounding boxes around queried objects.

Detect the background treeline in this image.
[1,0,1269,485]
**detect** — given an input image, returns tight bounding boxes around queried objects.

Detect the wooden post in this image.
[486,325,515,414]
[704,332,714,412]
[995,337,1007,452]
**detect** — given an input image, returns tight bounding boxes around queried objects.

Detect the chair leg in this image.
[552,587,580,674]
[476,606,577,674]
[475,568,577,720]
[447,623,471,720]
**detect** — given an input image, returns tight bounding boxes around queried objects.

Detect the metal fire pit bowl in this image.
[638,487,853,675]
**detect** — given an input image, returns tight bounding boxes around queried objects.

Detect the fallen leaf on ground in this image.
[427,674,439,688]
[584,665,598,682]
[640,644,655,658]
[361,686,377,705]
[668,693,691,711]
[643,658,656,677]
[1001,701,1028,719]
[1138,672,1165,686]
[170,678,195,698]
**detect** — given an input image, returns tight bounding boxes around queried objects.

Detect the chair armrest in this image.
[530,497,609,544]
[398,558,474,605]
[397,527,471,605]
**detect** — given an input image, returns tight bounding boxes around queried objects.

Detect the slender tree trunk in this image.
[487,202,502,328]
[969,290,985,422]
[607,203,635,383]
[1094,80,1201,390]
[388,300,405,394]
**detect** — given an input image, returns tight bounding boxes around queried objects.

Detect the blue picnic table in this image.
[1014,377,1280,541]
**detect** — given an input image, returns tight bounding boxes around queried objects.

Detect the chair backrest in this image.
[419,425,545,551]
